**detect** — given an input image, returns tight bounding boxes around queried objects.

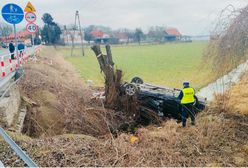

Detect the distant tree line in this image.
[40,13,170,45]
[82,26,166,45]
[0,13,172,46]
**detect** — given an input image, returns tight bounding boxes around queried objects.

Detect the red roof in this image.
[1,31,30,41]
[90,30,104,38]
[165,28,181,36]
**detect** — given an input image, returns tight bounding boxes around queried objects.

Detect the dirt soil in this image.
[0,47,247,167]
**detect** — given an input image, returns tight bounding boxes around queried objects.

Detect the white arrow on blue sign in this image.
[1,3,24,24]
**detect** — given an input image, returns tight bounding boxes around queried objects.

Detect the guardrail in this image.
[0,45,42,93]
[0,46,42,79]
[0,127,38,167]
[0,45,42,167]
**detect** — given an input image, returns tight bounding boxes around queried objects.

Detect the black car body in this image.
[122,77,206,123]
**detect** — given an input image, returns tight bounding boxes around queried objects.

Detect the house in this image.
[1,31,31,44]
[164,27,182,42]
[61,30,85,45]
[90,30,121,44]
[90,30,110,43]
[90,30,104,39]
[113,32,128,43]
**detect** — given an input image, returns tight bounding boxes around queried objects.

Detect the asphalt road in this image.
[0,49,9,57]
[0,47,34,58]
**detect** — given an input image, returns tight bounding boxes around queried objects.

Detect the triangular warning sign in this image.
[24,2,36,13]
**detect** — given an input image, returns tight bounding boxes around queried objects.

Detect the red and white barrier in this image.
[9,58,13,72]
[0,45,42,79]
[1,57,6,77]
[0,52,18,78]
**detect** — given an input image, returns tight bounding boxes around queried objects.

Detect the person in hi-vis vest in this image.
[178,81,197,127]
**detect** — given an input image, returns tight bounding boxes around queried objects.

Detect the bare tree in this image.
[147,26,165,43]
[205,5,248,74]
[0,22,12,40]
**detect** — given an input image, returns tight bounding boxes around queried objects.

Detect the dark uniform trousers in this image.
[182,103,195,127]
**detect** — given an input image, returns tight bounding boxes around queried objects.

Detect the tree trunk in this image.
[91,45,122,109]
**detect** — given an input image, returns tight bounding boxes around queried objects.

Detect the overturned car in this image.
[121,77,206,124]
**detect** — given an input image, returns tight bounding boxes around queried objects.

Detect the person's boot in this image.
[182,122,186,127]
[191,121,196,126]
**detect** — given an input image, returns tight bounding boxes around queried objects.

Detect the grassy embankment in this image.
[58,42,213,90]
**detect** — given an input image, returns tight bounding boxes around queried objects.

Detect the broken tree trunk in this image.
[91,44,161,127]
[91,45,122,109]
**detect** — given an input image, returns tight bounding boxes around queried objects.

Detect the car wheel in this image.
[125,83,138,96]
[131,77,144,84]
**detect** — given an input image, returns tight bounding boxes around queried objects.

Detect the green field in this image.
[58,42,213,90]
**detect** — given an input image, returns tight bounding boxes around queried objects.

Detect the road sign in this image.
[26,23,38,34]
[1,3,24,24]
[25,12,36,23]
[24,2,36,13]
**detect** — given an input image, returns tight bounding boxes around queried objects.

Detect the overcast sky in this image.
[1,0,247,35]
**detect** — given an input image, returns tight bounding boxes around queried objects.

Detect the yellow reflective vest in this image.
[181,87,195,104]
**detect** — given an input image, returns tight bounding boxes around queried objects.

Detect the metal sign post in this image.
[32,34,35,48]
[13,24,20,67]
[31,34,35,54]
[24,2,37,50]
[25,12,37,49]
[1,3,24,69]
[26,23,38,51]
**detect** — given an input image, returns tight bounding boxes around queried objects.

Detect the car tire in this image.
[131,77,144,84]
[125,83,138,96]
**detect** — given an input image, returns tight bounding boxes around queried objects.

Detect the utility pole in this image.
[64,25,69,45]
[71,10,85,57]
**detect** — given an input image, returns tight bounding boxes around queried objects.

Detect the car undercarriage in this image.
[121,77,206,124]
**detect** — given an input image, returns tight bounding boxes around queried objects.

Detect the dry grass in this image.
[1,107,247,167]
[19,47,120,138]
[224,72,248,115]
